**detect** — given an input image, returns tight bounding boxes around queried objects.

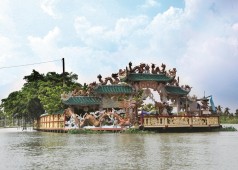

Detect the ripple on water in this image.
[0,128,238,170]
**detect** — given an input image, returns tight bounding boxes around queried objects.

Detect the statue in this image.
[184,85,192,92]
[111,73,120,84]
[151,63,161,74]
[118,69,126,80]
[87,81,97,95]
[97,74,111,85]
[155,102,166,115]
[79,112,109,127]
[64,108,80,128]
[61,92,72,101]
[128,62,146,73]
[169,68,177,77]
[72,87,87,96]
[169,76,179,86]
[144,64,150,73]
[161,63,166,73]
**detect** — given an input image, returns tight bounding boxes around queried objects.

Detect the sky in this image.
[0,0,238,113]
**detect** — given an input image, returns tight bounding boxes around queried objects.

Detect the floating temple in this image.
[34,62,220,132]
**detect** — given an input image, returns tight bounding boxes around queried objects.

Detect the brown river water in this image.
[0,125,238,170]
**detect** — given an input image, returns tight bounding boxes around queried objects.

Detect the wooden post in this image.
[177,97,180,115]
[62,58,65,86]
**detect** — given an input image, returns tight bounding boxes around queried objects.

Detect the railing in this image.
[0,118,33,128]
[35,114,65,130]
[141,115,220,128]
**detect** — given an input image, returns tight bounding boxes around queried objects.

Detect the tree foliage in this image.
[1,91,28,118]
[1,70,80,119]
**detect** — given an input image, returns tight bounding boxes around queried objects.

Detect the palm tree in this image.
[224,107,230,115]
[216,105,223,115]
[235,109,238,116]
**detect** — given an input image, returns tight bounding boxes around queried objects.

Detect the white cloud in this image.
[28,27,61,58]
[72,2,238,112]
[74,16,107,48]
[27,27,62,75]
[141,0,160,9]
[0,36,28,99]
[114,15,149,37]
[232,23,238,31]
[0,36,15,64]
[0,1,16,36]
[0,35,22,93]
[74,16,91,34]
[1,0,238,112]
[179,34,238,109]
[74,15,149,51]
[176,0,238,111]
[40,0,60,19]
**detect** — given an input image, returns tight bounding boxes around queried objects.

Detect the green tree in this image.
[23,69,44,83]
[38,81,76,114]
[1,70,80,120]
[1,91,28,119]
[27,98,44,119]
[0,108,2,117]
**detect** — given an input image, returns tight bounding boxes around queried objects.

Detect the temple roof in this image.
[94,84,134,94]
[62,96,101,106]
[165,85,189,96]
[124,73,173,82]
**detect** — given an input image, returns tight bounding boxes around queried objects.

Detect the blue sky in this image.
[1,0,238,112]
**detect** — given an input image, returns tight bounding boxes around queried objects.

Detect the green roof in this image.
[94,85,134,94]
[165,86,189,96]
[62,96,101,106]
[125,73,173,82]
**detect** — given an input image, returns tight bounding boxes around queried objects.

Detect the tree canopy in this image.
[0,70,80,119]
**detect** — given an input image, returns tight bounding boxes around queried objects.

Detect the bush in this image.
[220,116,238,124]
[68,129,105,134]
[219,126,237,131]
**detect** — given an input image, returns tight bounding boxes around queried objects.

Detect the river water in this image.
[0,125,238,170]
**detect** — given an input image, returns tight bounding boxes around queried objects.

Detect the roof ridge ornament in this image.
[61,92,72,101]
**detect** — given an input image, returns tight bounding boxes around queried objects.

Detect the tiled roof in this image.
[62,96,101,106]
[125,73,173,82]
[165,86,189,96]
[94,84,134,94]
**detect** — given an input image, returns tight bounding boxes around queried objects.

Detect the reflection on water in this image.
[0,127,238,170]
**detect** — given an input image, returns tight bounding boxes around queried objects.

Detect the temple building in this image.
[35,62,220,132]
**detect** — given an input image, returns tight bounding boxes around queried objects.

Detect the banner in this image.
[210,96,216,112]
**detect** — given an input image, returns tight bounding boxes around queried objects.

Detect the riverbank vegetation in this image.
[0,70,80,124]
[218,126,237,131]
[220,116,238,124]
[68,129,108,134]
[67,126,237,134]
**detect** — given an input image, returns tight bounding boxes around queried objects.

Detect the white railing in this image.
[142,115,220,128]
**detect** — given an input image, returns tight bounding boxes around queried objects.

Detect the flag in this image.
[210,96,216,112]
